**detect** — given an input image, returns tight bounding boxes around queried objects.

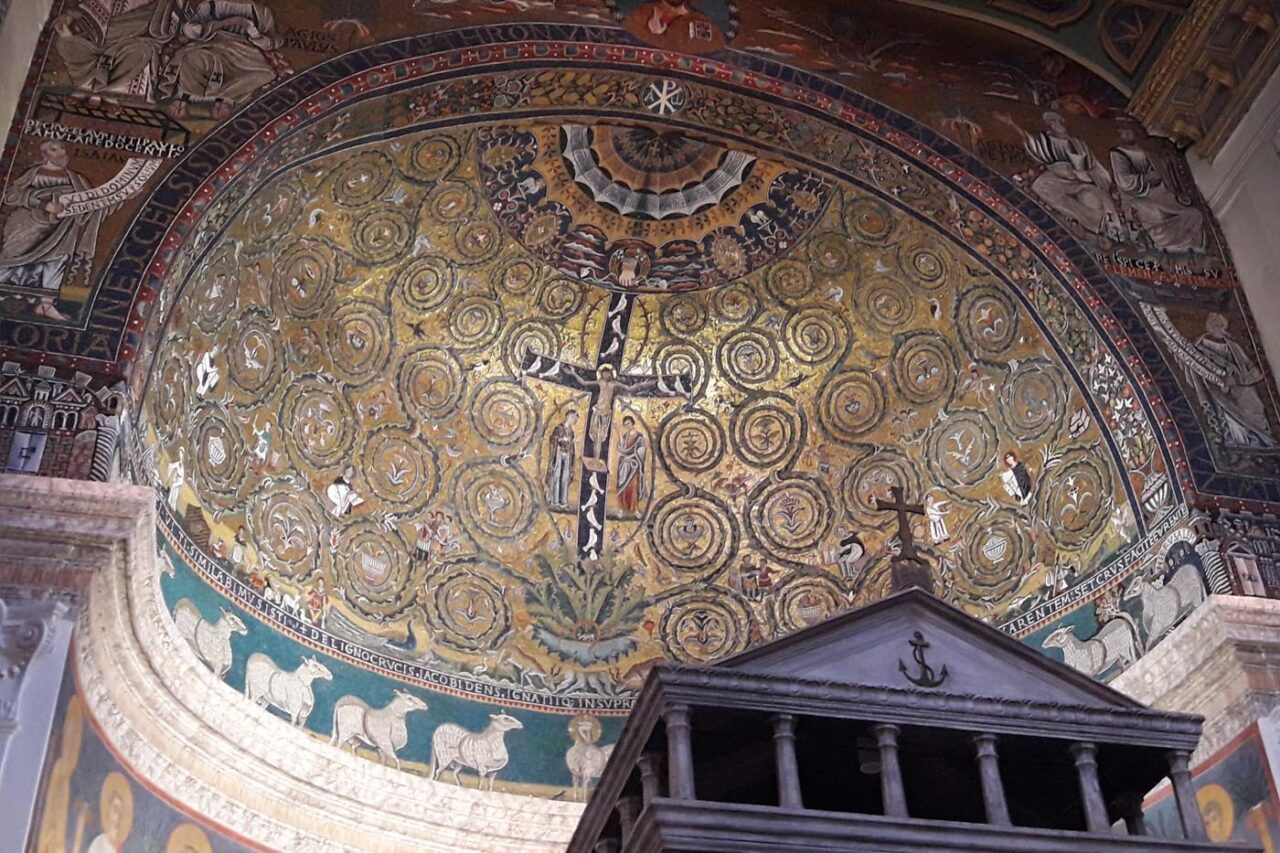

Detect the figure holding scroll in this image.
[0,142,159,322]
[0,141,104,321]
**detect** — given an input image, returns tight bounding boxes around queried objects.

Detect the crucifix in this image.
[521,290,690,561]
[873,486,927,565]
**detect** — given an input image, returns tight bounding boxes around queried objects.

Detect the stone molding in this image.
[1111,594,1280,761]
[625,798,1237,853]
[648,665,1203,749]
[0,593,65,750]
[0,474,583,852]
[1130,0,1280,156]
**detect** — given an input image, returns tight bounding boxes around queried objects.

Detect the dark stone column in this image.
[971,733,1011,826]
[872,723,908,818]
[772,713,803,809]
[638,752,662,805]
[1069,742,1109,833]
[1168,750,1208,840]
[593,840,620,853]
[1113,792,1147,836]
[664,704,696,801]
[617,795,642,845]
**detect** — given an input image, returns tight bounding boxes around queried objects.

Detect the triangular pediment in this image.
[719,589,1141,711]
[51,385,85,405]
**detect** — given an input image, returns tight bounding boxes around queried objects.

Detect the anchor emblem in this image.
[898,630,948,688]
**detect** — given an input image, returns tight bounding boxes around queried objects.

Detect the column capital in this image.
[663,704,692,725]
[1069,741,1099,763]
[1166,749,1193,773]
[1167,750,1207,840]
[664,703,696,801]
[0,593,74,724]
[871,722,901,746]
[972,731,1010,827]
[971,732,999,758]
[772,713,803,809]
[872,722,908,818]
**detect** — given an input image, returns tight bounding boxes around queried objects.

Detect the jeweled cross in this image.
[873,486,927,564]
[521,291,690,560]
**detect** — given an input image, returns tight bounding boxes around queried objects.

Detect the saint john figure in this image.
[615,416,648,515]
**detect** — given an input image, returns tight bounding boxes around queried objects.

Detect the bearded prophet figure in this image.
[1109,127,1205,254]
[0,141,108,321]
[1190,313,1277,448]
[615,416,648,515]
[998,111,1122,242]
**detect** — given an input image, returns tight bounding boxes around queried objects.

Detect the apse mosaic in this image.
[118,43,1227,787]
[5,0,1279,801]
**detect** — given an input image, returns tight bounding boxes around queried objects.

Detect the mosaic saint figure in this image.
[166,0,289,120]
[614,415,647,515]
[1000,451,1034,505]
[166,448,186,512]
[1189,314,1277,448]
[0,141,107,321]
[997,111,1122,241]
[307,577,327,624]
[546,410,579,510]
[1109,126,1204,254]
[230,525,249,572]
[54,0,179,103]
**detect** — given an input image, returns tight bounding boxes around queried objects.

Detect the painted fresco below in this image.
[1145,723,1280,848]
[29,659,252,853]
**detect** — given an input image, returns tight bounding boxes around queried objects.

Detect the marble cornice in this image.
[646,664,1205,747]
[0,474,151,592]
